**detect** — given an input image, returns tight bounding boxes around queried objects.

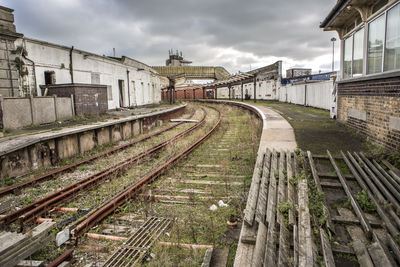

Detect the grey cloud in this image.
[4,0,338,73]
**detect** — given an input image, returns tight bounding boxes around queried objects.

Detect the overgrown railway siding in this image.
[0,108,199,220]
[67,103,261,266]
[0,102,262,266]
[0,104,186,179]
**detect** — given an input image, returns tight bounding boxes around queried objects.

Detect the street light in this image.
[331,37,337,72]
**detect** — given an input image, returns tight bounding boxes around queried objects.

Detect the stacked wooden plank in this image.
[234,149,313,266]
[0,221,56,266]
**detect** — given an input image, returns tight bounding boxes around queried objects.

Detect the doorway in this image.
[118,79,125,107]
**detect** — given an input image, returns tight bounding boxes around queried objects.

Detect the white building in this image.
[14,37,164,109]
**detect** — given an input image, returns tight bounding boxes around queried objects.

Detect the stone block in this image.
[111,125,122,142]
[389,116,400,131]
[56,135,79,159]
[56,228,70,247]
[133,120,141,136]
[79,131,95,154]
[2,98,31,129]
[96,127,110,146]
[32,97,56,125]
[0,8,15,22]
[348,108,366,122]
[122,121,132,139]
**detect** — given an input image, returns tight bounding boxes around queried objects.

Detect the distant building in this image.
[321,0,400,149]
[286,68,311,78]
[166,50,192,66]
[0,5,164,110]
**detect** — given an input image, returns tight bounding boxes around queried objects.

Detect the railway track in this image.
[89,104,260,266]
[0,109,196,198]
[72,105,221,238]
[0,107,206,228]
[1,103,263,266]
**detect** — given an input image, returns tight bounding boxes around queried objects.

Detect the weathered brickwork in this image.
[48,83,108,116]
[0,6,23,97]
[337,76,400,149]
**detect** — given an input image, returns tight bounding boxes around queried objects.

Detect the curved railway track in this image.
[1,107,207,228]
[0,109,196,198]
[72,106,221,239]
[1,103,263,266]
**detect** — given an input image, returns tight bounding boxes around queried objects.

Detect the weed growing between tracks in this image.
[23,104,260,266]
[0,107,199,220]
[123,104,261,266]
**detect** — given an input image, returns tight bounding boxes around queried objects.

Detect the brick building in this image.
[0,6,23,97]
[321,0,400,149]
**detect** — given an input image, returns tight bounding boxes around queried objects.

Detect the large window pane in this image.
[367,15,385,74]
[344,36,353,78]
[384,3,400,71]
[353,28,364,76]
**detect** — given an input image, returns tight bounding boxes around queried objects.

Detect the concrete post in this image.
[29,95,35,124]
[70,94,75,117]
[53,95,59,121]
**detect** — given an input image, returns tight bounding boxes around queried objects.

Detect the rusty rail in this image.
[72,108,221,238]
[1,110,204,226]
[0,121,188,198]
[46,249,73,267]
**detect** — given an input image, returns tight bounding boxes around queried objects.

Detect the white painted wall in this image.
[215,78,333,111]
[279,81,333,110]
[15,38,162,109]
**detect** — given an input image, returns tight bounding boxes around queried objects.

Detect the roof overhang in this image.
[320,0,382,38]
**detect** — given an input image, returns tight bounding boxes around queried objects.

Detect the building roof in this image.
[320,0,383,30]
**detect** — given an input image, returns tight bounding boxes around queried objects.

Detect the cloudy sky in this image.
[4,0,340,76]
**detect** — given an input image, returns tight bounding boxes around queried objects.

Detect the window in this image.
[44,71,56,85]
[367,15,385,74]
[384,3,400,71]
[373,0,388,14]
[343,36,353,78]
[353,28,364,76]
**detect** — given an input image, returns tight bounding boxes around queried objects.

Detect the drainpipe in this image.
[21,39,37,96]
[69,46,74,83]
[253,76,257,103]
[126,70,131,107]
[5,41,14,96]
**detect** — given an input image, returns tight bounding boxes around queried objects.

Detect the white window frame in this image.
[342,1,400,79]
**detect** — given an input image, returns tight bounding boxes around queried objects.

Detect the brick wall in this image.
[337,75,400,149]
[0,6,23,97]
[48,83,108,116]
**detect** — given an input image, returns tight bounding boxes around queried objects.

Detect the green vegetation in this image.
[278,201,292,227]
[356,190,376,213]
[308,181,327,226]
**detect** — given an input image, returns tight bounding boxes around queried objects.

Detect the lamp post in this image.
[331,37,336,72]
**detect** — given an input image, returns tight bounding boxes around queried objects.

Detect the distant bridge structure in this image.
[152,66,231,81]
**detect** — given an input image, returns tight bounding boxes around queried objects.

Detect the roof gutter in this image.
[320,0,352,28]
